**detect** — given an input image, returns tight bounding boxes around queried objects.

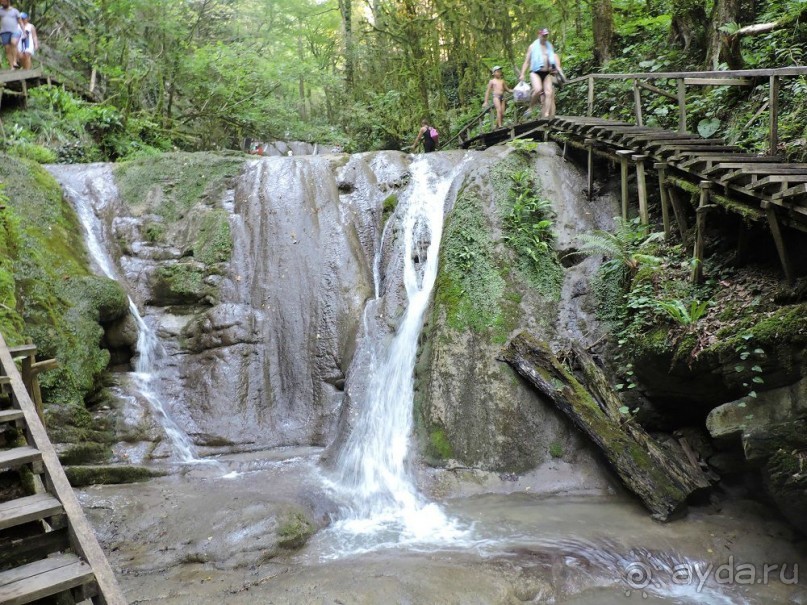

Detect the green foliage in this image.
[548,441,564,458]
[428,428,455,459]
[732,334,767,399]
[657,299,710,326]
[436,188,507,334]
[500,169,562,299]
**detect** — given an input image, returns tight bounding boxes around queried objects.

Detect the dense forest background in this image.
[3,0,807,159]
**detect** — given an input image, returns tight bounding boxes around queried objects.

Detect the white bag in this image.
[513,81,532,105]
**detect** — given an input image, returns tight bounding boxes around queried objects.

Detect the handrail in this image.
[0,332,127,605]
[560,66,807,153]
[566,66,807,85]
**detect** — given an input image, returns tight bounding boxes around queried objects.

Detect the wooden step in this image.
[0,447,41,471]
[0,409,23,425]
[0,553,94,605]
[0,494,64,531]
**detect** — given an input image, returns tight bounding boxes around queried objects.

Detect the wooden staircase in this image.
[0,334,126,605]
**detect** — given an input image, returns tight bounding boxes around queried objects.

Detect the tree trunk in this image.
[592,0,614,65]
[706,0,743,69]
[500,332,711,521]
[338,0,354,88]
[670,0,707,54]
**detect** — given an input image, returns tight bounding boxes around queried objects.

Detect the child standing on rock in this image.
[484,66,511,129]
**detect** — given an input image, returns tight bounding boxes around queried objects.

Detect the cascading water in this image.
[325,157,468,551]
[51,167,200,464]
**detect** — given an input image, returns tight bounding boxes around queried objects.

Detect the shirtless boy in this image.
[484,66,511,129]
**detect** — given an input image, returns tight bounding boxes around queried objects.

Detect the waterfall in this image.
[50,167,200,464]
[325,157,468,551]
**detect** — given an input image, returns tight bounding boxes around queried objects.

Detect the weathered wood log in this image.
[500,332,710,521]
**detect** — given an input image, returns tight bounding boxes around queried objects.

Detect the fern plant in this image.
[577,217,663,276]
[657,299,710,326]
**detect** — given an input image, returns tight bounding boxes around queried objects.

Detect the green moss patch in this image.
[65,465,163,487]
[114,152,244,221]
[0,155,125,407]
[276,510,315,550]
[153,264,210,305]
[193,210,233,264]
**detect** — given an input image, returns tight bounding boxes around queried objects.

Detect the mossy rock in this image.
[276,510,315,550]
[45,403,116,446]
[58,442,112,465]
[0,155,127,409]
[65,465,163,487]
[151,263,211,305]
[114,152,244,221]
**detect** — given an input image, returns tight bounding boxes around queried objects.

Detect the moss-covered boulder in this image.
[0,155,127,408]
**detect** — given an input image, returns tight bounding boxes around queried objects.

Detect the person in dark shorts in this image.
[0,0,21,70]
[411,119,437,153]
[519,27,558,119]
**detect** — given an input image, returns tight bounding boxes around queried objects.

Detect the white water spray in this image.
[326,157,468,551]
[54,170,200,463]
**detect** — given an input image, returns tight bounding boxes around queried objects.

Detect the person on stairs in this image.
[411,119,438,153]
[0,0,22,70]
[519,27,558,119]
[484,66,512,129]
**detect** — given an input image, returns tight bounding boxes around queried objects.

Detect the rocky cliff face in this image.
[51,147,615,475]
[415,144,618,472]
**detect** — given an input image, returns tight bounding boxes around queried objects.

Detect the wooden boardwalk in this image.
[456,67,807,282]
[0,334,126,605]
[0,68,43,109]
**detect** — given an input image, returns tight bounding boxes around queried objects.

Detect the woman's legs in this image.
[541,74,555,118]
[528,71,543,112]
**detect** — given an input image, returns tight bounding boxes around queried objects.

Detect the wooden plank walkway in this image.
[0,334,126,605]
[460,113,807,282]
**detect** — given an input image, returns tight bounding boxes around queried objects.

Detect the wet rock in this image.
[706,379,807,444]
[104,313,138,349]
[416,145,617,473]
[765,449,807,535]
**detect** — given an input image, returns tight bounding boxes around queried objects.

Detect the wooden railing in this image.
[449,66,807,156]
[564,66,807,154]
[0,333,127,604]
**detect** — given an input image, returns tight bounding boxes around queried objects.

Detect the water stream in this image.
[48,166,201,464]
[324,157,469,553]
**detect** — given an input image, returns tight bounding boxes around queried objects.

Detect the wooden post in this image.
[585,138,594,200]
[655,163,672,238]
[89,67,97,94]
[633,154,649,224]
[677,79,687,133]
[763,202,794,283]
[769,75,779,154]
[21,78,27,108]
[633,79,643,126]
[617,150,632,220]
[692,182,711,283]
[587,75,594,117]
[667,186,689,243]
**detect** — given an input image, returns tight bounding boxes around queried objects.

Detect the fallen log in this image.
[500,331,710,521]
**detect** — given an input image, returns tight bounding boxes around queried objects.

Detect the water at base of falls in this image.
[321,157,471,556]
